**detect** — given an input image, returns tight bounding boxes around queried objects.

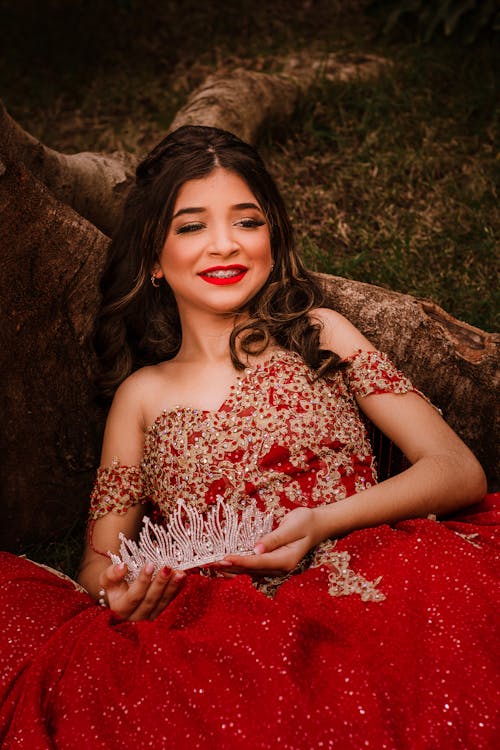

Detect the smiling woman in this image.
[152,169,273,317]
[0,125,498,749]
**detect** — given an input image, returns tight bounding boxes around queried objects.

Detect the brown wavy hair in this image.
[94,125,343,399]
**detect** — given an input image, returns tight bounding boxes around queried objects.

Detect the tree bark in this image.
[168,68,299,145]
[0,100,136,236]
[0,156,108,551]
[0,53,387,235]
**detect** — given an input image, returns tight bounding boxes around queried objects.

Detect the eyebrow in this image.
[172,202,263,219]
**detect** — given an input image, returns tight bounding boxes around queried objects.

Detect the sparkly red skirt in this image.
[1,496,498,749]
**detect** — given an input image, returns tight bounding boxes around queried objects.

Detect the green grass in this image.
[1,1,498,570]
[268,43,499,330]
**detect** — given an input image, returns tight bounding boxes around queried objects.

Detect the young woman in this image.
[0,126,497,749]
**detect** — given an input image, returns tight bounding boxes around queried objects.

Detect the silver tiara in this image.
[109,497,274,581]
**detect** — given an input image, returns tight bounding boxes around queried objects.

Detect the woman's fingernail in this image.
[161,566,172,577]
[254,543,266,554]
[174,572,186,583]
[145,563,155,575]
[114,563,126,573]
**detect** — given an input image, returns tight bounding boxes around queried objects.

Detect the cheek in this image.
[253,235,272,261]
[159,243,188,272]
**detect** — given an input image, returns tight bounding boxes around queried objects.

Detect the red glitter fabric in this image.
[0,351,498,749]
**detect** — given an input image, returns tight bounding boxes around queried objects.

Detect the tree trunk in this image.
[0,53,387,235]
[0,100,136,237]
[168,68,299,146]
[0,156,108,551]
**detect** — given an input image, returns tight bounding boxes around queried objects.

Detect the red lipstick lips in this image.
[198,265,248,286]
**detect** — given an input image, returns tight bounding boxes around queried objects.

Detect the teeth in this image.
[204,269,243,278]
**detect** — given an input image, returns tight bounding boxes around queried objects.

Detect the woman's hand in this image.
[98,562,186,621]
[216,506,323,578]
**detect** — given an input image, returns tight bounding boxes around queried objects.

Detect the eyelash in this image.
[175,223,203,234]
[239,218,265,229]
[175,218,265,235]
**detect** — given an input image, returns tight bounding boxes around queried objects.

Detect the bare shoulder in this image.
[309,307,376,359]
[107,364,166,433]
[112,365,157,407]
[100,364,169,466]
[112,363,169,420]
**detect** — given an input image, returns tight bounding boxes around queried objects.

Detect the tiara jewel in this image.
[109,497,274,581]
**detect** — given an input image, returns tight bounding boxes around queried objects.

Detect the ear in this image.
[151,262,164,279]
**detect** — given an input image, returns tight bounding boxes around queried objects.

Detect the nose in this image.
[207,223,239,257]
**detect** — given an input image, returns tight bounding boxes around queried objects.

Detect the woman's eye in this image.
[237,218,266,229]
[175,223,204,235]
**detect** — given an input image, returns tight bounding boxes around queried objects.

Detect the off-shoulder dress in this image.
[0,349,498,749]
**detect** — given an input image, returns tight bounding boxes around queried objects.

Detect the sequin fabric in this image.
[89,463,146,519]
[1,349,499,749]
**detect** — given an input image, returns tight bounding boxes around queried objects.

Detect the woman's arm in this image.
[313,306,487,518]
[77,504,146,599]
[77,372,186,620]
[222,309,486,575]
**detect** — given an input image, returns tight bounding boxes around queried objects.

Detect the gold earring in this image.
[151,274,160,288]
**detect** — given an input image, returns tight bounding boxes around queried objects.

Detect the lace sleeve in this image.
[343,349,429,401]
[88,460,148,520]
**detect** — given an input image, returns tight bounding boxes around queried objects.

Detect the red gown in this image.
[0,349,498,749]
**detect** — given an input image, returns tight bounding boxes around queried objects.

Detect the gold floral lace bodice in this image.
[89,349,420,523]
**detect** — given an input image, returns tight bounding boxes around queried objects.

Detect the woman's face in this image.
[154,168,273,319]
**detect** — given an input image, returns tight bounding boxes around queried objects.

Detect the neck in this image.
[175,309,247,364]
